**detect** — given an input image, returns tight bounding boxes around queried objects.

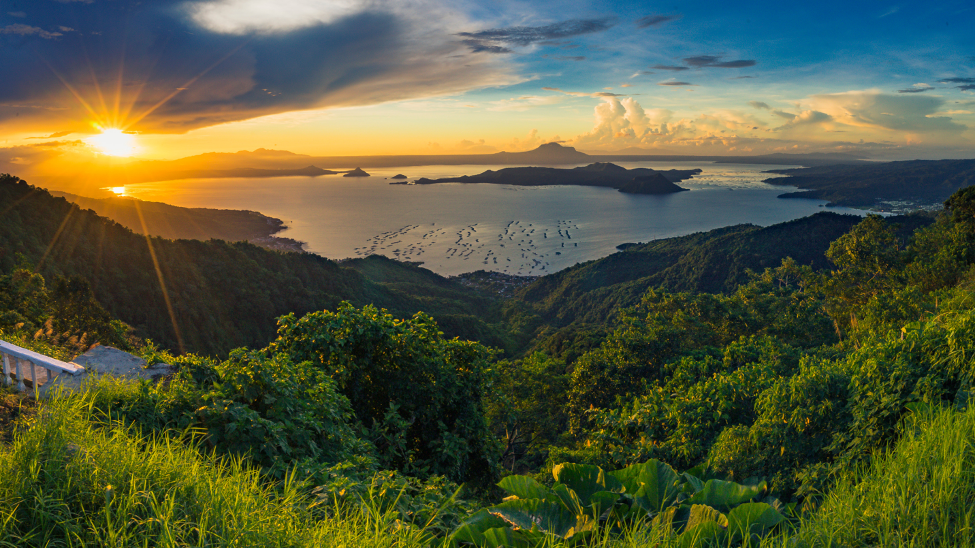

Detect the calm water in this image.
[123,162,864,276]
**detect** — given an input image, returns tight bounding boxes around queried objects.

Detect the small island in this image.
[343,167,371,177]
[413,162,699,194]
[391,174,408,179]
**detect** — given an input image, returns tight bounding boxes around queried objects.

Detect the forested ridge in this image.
[0,174,505,355]
[0,171,973,547]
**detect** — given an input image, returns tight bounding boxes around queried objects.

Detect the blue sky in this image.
[0,0,973,162]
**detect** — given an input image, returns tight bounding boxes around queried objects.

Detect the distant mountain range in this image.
[64,143,880,191]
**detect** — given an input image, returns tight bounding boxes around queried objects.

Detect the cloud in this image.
[27,130,74,139]
[806,89,969,134]
[453,139,496,153]
[635,14,681,28]
[0,0,520,133]
[938,77,975,91]
[683,55,756,68]
[565,94,969,158]
[542,54,585,61]
[487,95,563,111]
[457,18,615,53]
[1,24,63,39]
[776,110,832,130]
[898,83,934,93]
[7,11,26,18]
[658,81,693,86]
[542,87,622,98]
[878,6,900,18]
[749,101,770,110]
[652,64,689,71]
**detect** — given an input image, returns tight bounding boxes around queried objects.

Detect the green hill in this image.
[0,174,505,356]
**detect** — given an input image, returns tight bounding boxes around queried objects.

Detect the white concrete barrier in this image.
[0,339,85,396]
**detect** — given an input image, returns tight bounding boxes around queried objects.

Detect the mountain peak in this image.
[533,142,578,153]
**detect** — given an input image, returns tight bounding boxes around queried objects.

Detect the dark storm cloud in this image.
[457,18,615,53]
[938,77,975,91]
[652,65,689,71]
[635,14,681,28]
[0,0,513,133]
[542,54,585,61]
[683,55,756,68]
[462,39,512,53]
[898,85,934,93]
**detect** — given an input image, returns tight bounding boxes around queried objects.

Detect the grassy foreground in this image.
[0,385,434,548]
[0,380,972,547]
[765,402,975,548]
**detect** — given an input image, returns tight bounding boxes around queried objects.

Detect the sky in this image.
[0,0,974,171]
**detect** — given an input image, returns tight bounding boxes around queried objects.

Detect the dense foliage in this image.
[1,169,973,547]
[270,302,499,484]
[540,187,974,500]
[504,211,933,360]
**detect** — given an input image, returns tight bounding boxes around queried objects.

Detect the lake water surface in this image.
[123,162,864,276]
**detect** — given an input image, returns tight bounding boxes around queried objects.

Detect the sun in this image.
[86,128,139,157]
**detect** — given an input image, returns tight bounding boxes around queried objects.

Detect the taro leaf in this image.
[611,459,682,513]
[498,475,556,500]
[674,519,727,548]
[553,463,624,507]
[488,498,579,538]
[681,472,705,497]
[449,508,510,546]
[726,502,786,543]
[590,490,623,520]
[480,526,539,548]
[684,504,728,532]
[686,479,765,513]
[552,483,584,516]
[649,505,681,532]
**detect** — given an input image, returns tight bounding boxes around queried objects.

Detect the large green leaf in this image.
[681,472,705,497]
[590,490,624,520]
[449,508,510,546]
[686,479,766,512]
[488,498,580,538]
[480,526,539,548]
[498,475,555,500]
[684,504,728,532]
[611,459,682,513]
[551,483,584,516]
[675,519,728,548]
[552,463,624,506]
[726,502,786,543]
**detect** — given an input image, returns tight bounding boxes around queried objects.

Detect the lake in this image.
[122,161,865,276]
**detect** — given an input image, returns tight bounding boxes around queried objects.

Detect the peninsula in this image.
[412,162,698,194]
[51,192,306,252]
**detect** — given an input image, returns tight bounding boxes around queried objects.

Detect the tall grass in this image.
[764,402,975,548]
[0,386,437,547]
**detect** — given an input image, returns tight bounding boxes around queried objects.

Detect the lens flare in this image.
[87,128,138,157]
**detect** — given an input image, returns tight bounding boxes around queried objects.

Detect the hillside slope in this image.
[0,175,504,356]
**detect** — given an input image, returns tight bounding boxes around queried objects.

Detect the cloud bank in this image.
[0,0,518,133]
